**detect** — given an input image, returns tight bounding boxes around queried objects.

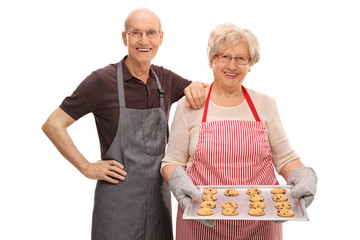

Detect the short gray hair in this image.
[124,8,162,32]
[207,23,260,66]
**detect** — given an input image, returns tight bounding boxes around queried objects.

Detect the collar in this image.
[121,56,155,82]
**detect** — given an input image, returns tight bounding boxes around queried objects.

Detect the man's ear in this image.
[159,31,164,46]
[122,32,128,46]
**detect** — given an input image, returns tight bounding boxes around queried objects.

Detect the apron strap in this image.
[202,83,213,122]
[242,85,261,122]
[202,83,261,122]
[116,60,165,111]
[151,68,165,110]
[116,59,168,147]
[117,60,126,109]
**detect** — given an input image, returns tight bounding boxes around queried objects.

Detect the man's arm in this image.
[42,107,127,184]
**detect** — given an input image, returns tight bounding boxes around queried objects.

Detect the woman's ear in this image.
[209,57,215,69]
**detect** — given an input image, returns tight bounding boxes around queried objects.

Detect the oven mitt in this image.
[287,167,318,208]
[168,166,215,227]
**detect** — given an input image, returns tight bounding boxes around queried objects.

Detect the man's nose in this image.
[139,32,150,44]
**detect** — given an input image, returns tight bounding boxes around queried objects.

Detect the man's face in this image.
[122,11,163,65]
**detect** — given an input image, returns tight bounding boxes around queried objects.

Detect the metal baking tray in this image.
[183,185,309,221]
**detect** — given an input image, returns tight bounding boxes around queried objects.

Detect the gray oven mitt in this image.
[169,166,215,227]
[275,166,317,224]
[287,167,318,208]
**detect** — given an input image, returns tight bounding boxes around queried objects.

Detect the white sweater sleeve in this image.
[161,97,192,171]
[261,96,300,173]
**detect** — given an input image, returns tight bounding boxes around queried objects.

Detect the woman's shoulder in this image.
[246,88,276,105]
[176,96,205,120]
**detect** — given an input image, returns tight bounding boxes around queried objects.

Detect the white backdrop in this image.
[1,0,359,239]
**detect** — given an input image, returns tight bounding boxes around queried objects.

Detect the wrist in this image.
[76,158,91,175]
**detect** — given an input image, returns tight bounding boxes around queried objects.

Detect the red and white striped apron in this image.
[176,84,282,240]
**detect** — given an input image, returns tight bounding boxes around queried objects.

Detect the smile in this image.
[224,72,238,78]
[137,48,151,52]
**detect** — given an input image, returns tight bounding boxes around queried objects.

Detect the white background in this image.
[1,0,359,239]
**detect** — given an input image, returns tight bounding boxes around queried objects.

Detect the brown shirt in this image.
[60,56,191,156]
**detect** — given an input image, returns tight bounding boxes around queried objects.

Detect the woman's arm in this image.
[279,159,304,181]
[162,164,178,185]
[161,97,192,179]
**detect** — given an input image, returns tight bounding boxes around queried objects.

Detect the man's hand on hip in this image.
[82,160,127,184]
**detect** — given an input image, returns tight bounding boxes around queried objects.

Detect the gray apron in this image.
[91,60,172,240]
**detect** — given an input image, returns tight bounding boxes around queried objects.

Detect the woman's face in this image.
[211,41,251,91]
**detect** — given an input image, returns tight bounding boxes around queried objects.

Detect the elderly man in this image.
[42,8,206,240]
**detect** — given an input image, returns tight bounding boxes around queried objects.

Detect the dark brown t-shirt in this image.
[60,57,191,157]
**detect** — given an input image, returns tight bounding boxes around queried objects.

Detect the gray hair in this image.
[124,8,162,32]
[207,23,260,66]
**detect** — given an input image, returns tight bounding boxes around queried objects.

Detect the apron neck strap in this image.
[201,83,213,122]
[242,85,261,122]
[202,83,261,122]
[117,60,165,110]
[151,68,165,109]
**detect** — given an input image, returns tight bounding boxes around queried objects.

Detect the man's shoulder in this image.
[94,63,117,77]
[151,63,171,74]
[150,64,189,85]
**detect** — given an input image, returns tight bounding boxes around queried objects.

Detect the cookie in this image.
[224,189,239,196]
[202,194,218,201]
[249,202,266,209]
[248,208,265,216]
[246,188,261,195]
[203,187,218,195]
[221,208,239,216]
[271,187,286,194]
[197,207,214,216]
[200,201,216,209]
[222,202,238,209]
[277,209,295,217]
[272,194,288,202]
[275,202,292,209]
[249,194,264,202]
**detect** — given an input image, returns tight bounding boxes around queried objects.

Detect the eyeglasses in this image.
[126,30,161,39]
[216,54,250,65]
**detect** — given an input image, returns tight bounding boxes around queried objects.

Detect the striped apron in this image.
[176,84,282,240]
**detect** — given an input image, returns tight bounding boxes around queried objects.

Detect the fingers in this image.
[88,160,127,184]
[184,82,207,109]
[183,188,202,202]
[105,160,127,182]
[184,88,198,109]
[108,166,127,180]
[186,89,203,109]
[179,198,188,210]
[104,176,121,184]
[198,219,215,227]
[274,220,286,224]
[108,160,124,169]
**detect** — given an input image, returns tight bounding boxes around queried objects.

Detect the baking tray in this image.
[183,185,308,221]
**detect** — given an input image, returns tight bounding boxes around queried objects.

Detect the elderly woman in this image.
[161,23,317,239]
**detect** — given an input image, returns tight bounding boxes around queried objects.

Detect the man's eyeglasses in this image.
[126,30,161,39]
[216,55,250,65]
